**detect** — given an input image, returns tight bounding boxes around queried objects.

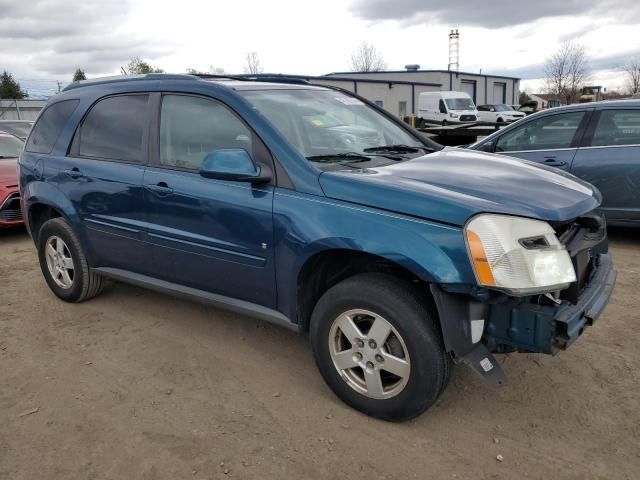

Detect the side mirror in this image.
[199,149,271,184]
[478,140,495,152]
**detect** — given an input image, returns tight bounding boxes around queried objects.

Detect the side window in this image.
[591,110,640,147]
[495,112,585,152]
[439,99,447,114]
[159,95,253,170]
[78,94,149,163]
[25,99,79,154]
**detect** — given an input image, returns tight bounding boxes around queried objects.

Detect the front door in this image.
[144,93,276,308]
[571,108,640,224]
[492,110,590,171]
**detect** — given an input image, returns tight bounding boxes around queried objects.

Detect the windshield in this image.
[495,104,514,112]
[240,89,430,164]
[444,98,475,111]
[0,134,24,158]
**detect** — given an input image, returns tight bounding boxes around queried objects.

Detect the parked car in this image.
[20,75,616,421]
[470,100,640,226]
[0,120,33,141]
[517,101,539,115]
[477,104,526,123]
[417,91,478,126]
[0,131,24,227]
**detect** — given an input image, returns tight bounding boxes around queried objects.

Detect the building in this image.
[0,99,47,121]
[529,94,562,109]
[305,68,520,118]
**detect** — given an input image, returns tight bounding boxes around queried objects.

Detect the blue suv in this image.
[20,74,616,420]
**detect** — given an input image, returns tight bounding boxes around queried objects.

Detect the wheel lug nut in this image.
[368,340,377,349]
[375,354,384,363]
[355,339,364,348]
[366,361,374,369]
[354,352,363,361]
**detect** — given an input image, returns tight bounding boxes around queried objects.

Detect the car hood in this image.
[318,148,600,226]
[0,158,18,187]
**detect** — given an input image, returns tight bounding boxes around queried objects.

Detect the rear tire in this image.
[37,217,104,302]
[310,273,451,421]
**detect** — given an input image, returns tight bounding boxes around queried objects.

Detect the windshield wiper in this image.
[363,144,427,154]
[306,152,401,163]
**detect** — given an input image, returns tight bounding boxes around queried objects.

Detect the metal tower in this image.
[448,29,460,72]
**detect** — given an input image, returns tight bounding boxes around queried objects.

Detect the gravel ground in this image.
[1,227,639,480]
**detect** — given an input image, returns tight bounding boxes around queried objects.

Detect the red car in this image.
[0,131,24,227]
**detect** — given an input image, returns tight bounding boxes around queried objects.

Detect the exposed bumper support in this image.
[431,253,616,384]
[430,284,506,384]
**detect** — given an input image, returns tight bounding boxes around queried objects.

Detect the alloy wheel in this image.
[44,235,75,289]
[329,309,411,399]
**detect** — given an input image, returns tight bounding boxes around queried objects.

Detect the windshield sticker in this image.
[334,96,364,106]
[311,119,323,126]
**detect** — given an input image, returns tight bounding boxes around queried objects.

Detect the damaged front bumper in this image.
[431,253,617,385]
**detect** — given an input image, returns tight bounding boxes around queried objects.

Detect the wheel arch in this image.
[22,181,79,243]
[295,247,440,334]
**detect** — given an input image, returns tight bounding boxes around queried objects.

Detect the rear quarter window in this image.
[25,99,79,154]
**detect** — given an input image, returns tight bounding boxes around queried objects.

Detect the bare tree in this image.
[187,65,226,75]
[544,42,589,105]
[624,60,640,95]
[244,52,263,74]
[350,41,387,72]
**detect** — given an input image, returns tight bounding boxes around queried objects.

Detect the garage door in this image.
[493,83,506,104]
[460,80,476,103]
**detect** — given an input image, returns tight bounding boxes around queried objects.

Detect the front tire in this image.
[310,273,451,421]
[37,217,104,302]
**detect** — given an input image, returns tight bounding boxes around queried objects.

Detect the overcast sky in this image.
[2,0,639,96]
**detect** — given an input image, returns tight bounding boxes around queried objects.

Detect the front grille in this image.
[0,209,22,221]
[460,115,477,122]
[0,193,22,222]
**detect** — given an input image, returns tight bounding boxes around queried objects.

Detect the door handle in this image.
[145,182,174,196]
[543,157,566,167]
[63,167,83,179]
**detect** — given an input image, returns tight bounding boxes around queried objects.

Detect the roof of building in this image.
[324,69,521,81]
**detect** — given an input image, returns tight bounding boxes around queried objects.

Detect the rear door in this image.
[492,110,591,170]
[55,94,152,273]
[571,107,640,224]
[143,93,276,308]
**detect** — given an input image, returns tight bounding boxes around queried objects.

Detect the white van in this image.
[418,91,478,126]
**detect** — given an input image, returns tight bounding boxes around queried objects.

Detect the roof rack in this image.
[237,75,311,85]
[63,73,198,91]
[191,73,252,81]
[61,72,314,93]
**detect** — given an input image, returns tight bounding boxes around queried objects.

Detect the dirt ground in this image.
[0,227,638,480]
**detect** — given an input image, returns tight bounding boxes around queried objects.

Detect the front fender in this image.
[273,190,475,323]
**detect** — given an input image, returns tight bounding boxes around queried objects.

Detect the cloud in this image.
[490,47,640,81]
[0,0,173,77]
[349,0,640,28]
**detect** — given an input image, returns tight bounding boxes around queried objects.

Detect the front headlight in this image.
[449,113,459,118]
[465,214,576,296]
